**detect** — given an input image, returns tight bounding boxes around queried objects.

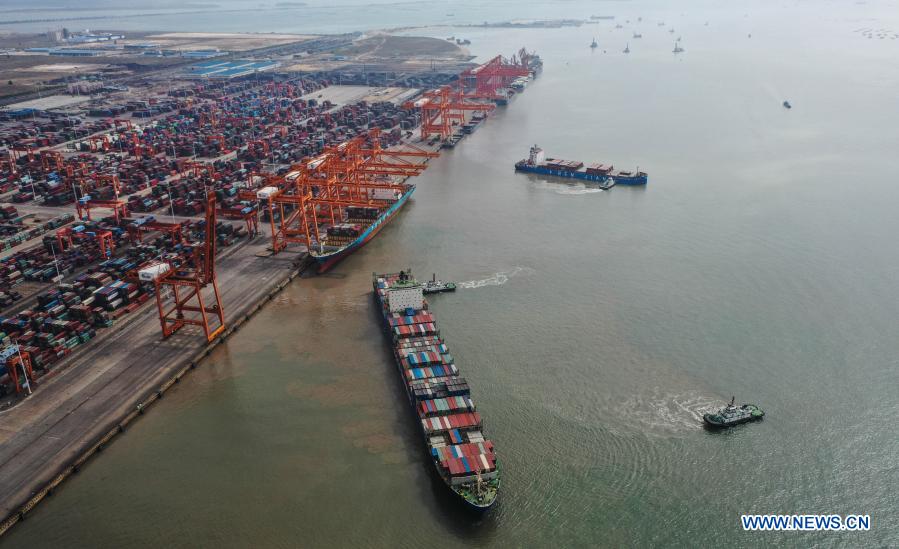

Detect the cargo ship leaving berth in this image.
[373,270,499,510]
[309,184,415,273]
[515,145,648,185]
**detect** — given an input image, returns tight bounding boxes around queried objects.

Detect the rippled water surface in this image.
[4,0,899,547]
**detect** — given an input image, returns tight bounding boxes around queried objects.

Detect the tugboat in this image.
[703,397,765,428]
[673,42,685,54]
[590,38,598,49]
[422,273,457,294]
[782,100,792,109]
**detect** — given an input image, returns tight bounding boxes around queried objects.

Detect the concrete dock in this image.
[0,235,304,533]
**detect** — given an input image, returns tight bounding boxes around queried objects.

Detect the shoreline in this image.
[0,240,312,537]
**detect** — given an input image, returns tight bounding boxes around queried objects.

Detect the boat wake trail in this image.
[533,180,606,195]
[553,185,606,196]
[616,390,722,434]
[458,266,535,289]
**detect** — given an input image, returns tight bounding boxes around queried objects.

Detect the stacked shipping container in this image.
[373,271,499,504]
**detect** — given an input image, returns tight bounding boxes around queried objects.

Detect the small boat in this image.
[633,32,642,38]
[422,274,457,294]
[703,397,765,428]
[782,100,792,109]
[623,43,630,54]
[615,24,623,29]
[673,42,684,53]
[590,38,598,49]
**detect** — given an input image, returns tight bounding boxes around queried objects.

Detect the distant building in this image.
[67,32,125,44]
[182,50,226,59]
[124,43,160,51]
[49,49,100,57]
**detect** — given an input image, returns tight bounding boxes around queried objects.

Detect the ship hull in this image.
[372,273,499,511]
[515,162,647,185]
[702,414,762,428]
[311,186,415,273]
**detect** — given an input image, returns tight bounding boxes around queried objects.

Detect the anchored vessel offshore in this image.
[515,145,647,186]
[703,397,765,428]
[310,184,415,272]
[373,271,499,510]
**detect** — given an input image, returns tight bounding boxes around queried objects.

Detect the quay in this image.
[0,36,540,536]
[0,239,309,536]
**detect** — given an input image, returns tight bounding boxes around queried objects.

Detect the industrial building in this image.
[186,60,280,79]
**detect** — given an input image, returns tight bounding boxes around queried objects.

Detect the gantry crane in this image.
[266,129,438,253]
[127,218,186,245]
[406,86,494,140]
[459,54,531,101]
[150,194,225,343]
[76,196,128,223]
[40,150,65,173]
[0,149,16,176]
[56,226,116,258]
[1,346,34,395]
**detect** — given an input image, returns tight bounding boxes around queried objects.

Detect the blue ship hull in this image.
[515,162,647,185]
[311,185,415,272]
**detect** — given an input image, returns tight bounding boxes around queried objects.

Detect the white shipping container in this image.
[256,186,279,199]
[138,263,171,282]
[387,285,424,313]
[368,188,399,201]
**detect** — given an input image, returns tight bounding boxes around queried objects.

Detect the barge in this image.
[515,145,647,186]
[373,270,499,510]
[310,184,415,273]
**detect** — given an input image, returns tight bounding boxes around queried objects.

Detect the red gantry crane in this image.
[148,194,225,343]
[406,86,494,140]
[56,226,116,259]
[0,149,16,176]
[1,346,34,396]
[266,129,438,253]
[459,54,531,101]
[76,196,129,223]
[127,218,186,245]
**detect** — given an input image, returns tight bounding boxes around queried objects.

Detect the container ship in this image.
[514,144,647,185]
[309,183,415,273]
[373,270,499,510]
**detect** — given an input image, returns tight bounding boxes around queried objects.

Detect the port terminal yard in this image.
[0,38,540,536]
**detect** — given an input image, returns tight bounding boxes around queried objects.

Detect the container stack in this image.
[543,158,584,172]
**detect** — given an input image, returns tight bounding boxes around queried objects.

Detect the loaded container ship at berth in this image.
[373,271,499,510]
[309,183,415,273]
[515,145,648,186]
